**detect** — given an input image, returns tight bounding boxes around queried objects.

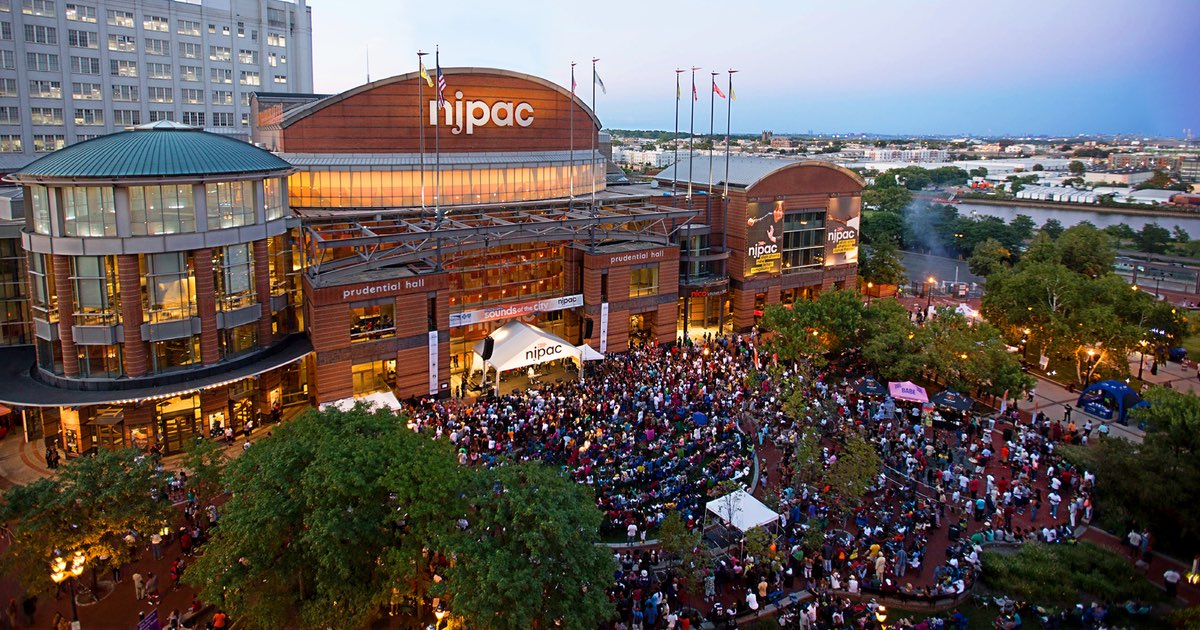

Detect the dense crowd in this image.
[403,338,757,533]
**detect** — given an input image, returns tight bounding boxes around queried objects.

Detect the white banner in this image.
[448,294,583,328]
[428,331,439,396]
[599,302,609,354]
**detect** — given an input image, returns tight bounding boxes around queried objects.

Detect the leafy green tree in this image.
[968,167,988,179]
[1056,222,1115,278]
[860,210,907,245]
[921,311,1033,397]
[1103,223,1136,242]
[1032,163,1044,171]
[656,512,705,598]
[968,238,1012,277]
[1068,160,1086,175]
[759,290,866,365]
[0,448,173,596]
[824,435,882,517]
[180,436,227,508]
[1135,223,1172,254]
[860,299,925,382]
[448,463,615,630]
[858,240,907,286]
[1173,225,1191,243]
[1041,218,1065,239]
[862,184,912,214]
[186,406,467,630]
[1009,214,1036,245]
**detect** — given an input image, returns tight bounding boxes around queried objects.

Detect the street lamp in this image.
[866,282,873,305]
[50,550,85,624]
[926,276,936,311]
[1138,339,1149,381]
[1021,328,1031,364]
[1084,347,1098,386]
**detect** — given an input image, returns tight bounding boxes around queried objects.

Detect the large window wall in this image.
[130,184,195,235]
[70,255,120,326]
[62,186,117,237]
[213,244,255,311]
[782,211,826,272]
[30,185,52,235]
[142,252,195,323]
[287,162,603,209]
[206,181,257,230]
[0,240,30,346]
[446,243,564,313]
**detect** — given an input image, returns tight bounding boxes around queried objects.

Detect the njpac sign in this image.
[430,90,534,135]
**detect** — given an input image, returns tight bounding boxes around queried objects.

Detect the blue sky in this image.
[308,0,1199,137]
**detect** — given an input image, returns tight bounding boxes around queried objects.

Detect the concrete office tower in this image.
[0,0,313,171]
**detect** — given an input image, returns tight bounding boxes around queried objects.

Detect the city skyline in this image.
[309,0,1199,138]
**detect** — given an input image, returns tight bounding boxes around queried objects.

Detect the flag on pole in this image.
[419,62,434,88]
[730,85,737,101]
[594,68,606,94]
[712,78,726,99]
[571,62,577,94]
[436,64,447,107]
[692,79,697,101]
[676,75,680,100]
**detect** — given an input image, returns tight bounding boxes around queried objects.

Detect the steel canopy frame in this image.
[302,200,698,283]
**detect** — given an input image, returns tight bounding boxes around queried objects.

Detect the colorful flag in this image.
[712,79,726,99]
[419,62,433,88]
[436,65,446,107]
[594,69,606,94]
[730,85,737,101]
[692,80,698,101]
[676,75,680,100]
[571,63,577,94]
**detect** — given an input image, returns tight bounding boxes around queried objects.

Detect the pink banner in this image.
[888,381,929,403]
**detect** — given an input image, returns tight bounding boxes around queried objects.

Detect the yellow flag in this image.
[730,86,737,101]
[419,62,434,88]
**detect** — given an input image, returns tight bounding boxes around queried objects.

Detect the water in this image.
[954,201,1200,239]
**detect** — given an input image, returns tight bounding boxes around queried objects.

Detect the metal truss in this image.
[301,199,699,283]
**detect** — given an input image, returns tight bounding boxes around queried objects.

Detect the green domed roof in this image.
[12,122,292,179]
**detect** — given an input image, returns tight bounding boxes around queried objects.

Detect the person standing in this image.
[1164,569,1182,599]
[132,572,145,600]
[150,532,163,560]
[145,572,159,605]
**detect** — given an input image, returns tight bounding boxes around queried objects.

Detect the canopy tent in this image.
[472,321,583,391]
[319,390,403,413]
[1077,379,1148,426]
[705,489,781,533]
[931,389,974,412]
[955,303,981,320]
[854,376,887,397]
[888,381,929,403]
[578,344,605,361]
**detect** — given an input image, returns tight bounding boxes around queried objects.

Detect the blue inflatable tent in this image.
[1076,380,1148,425]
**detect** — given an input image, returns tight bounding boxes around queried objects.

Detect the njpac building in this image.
[0,68,862,456]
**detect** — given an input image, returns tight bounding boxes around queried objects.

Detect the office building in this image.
[0,0,313,171]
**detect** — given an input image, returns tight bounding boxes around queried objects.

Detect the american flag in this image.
[436,65,447,107]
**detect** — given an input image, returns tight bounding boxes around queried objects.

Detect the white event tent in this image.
[319,390,403,413]
[471,321,604,391]
[705,489,781,532]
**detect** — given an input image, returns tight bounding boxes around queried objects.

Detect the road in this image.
[900,251,982,289]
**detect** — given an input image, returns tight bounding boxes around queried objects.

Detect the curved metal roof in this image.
[9,123,292,180]
[280,67,602,130]
[654,156,865,189]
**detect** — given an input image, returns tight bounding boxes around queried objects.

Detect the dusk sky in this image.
[308,0,1199,137]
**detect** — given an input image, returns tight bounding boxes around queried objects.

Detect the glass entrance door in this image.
[156,395,200,454]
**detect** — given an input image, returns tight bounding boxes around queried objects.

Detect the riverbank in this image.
[950,195,1200,219]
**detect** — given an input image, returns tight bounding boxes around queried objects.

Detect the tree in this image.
[1056,222,1115,278]
[1173,225,1191,243]
[968,238,1012,277]
[1009,214,1036,245]
[1032,163,1044,171]
[968,167,988,179]
[858,240,907,286]
[1134,223,1172,254]
[0,448,173,596]
[824,435,882,517]
[656,512,705,598]
[180,436,228,508]
[1041,218,1065,239]
[759,290,867,364]
[1103,223,1136,242]
[862,184,912,214]
[860,210,907,245]
[859,298,925,382]
[447,463,615,630]
[1068,160,1086,175]
[186,406,468,629]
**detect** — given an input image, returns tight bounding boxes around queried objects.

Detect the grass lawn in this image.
[1180,333,1200,361]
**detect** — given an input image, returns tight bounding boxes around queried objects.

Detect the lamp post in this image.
[1084,347,1098,386]
[50,550,85,625]
[1138,339,1148,381]
[866,282,873,305]
[1021,328,1031,365]
[925,276,936,311]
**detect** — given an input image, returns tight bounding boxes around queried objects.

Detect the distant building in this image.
[1082,169,1153,186]
[1108,153,1183,171]
[760,130,773,143]
[1180,156,1200,183]
[863,148,947,163]
[770,137,799,149]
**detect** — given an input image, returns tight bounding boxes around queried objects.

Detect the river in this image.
[953,201,1200,239]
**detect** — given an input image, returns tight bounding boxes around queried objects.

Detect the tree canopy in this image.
[0,448,173,596]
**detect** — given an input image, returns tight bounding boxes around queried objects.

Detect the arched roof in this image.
[8,122,292,180]
[654,156,865,190]
[280,67,601,130]
[748,160,866,190]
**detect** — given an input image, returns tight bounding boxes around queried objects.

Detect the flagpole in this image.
[591,57,599,214]
[569,62,576,204]
[721,69,736,335]
[707,71,717,226]
[725,70,736,204]
[688,67,698,211]
[435,46,442,228]
[673,69,682,199]
[418,50,428,213]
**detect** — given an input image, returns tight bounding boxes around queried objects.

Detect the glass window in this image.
[77,344,121,378]
[0,135,19,152]
[21,0,53,16]
[71,81,100,100]
[29,252,56,322]
[782,211,827,272]
[61,186,116,237]
[213,244,254,312]
[70,55,100,73]
[219,321,257,359]
[107,33,134,52]
[264,179,285,221]
[105,9,131,28]
[205,181,255,230]
[208,45,229,62]
[29,186,51,235]
[30,107,61,125]
[151,336,199,373]
[351,359,393,396]
[144,37,168,56]
[70,255,118,326]
[67,29,96,48]
[142,252,195,323]
[630,263,659,298]
[130,184,195,235]
[23,24,55,44]
[65,3,95,22]
[142,15,168,32]
[350,301,394,342]
[177,20,199,36]
[73,108,102,126]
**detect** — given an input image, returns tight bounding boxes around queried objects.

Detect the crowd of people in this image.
[403,338,757,534]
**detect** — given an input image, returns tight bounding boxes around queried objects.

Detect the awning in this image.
[320,390,403,413]
[577,344,605,362]
[889,381,929,403]
[705,489,780,532]
[472,321,581,374]
[955,303,981,319]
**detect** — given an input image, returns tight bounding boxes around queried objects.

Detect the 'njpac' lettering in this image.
[524,344,563,362]
[431,90,534,135]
